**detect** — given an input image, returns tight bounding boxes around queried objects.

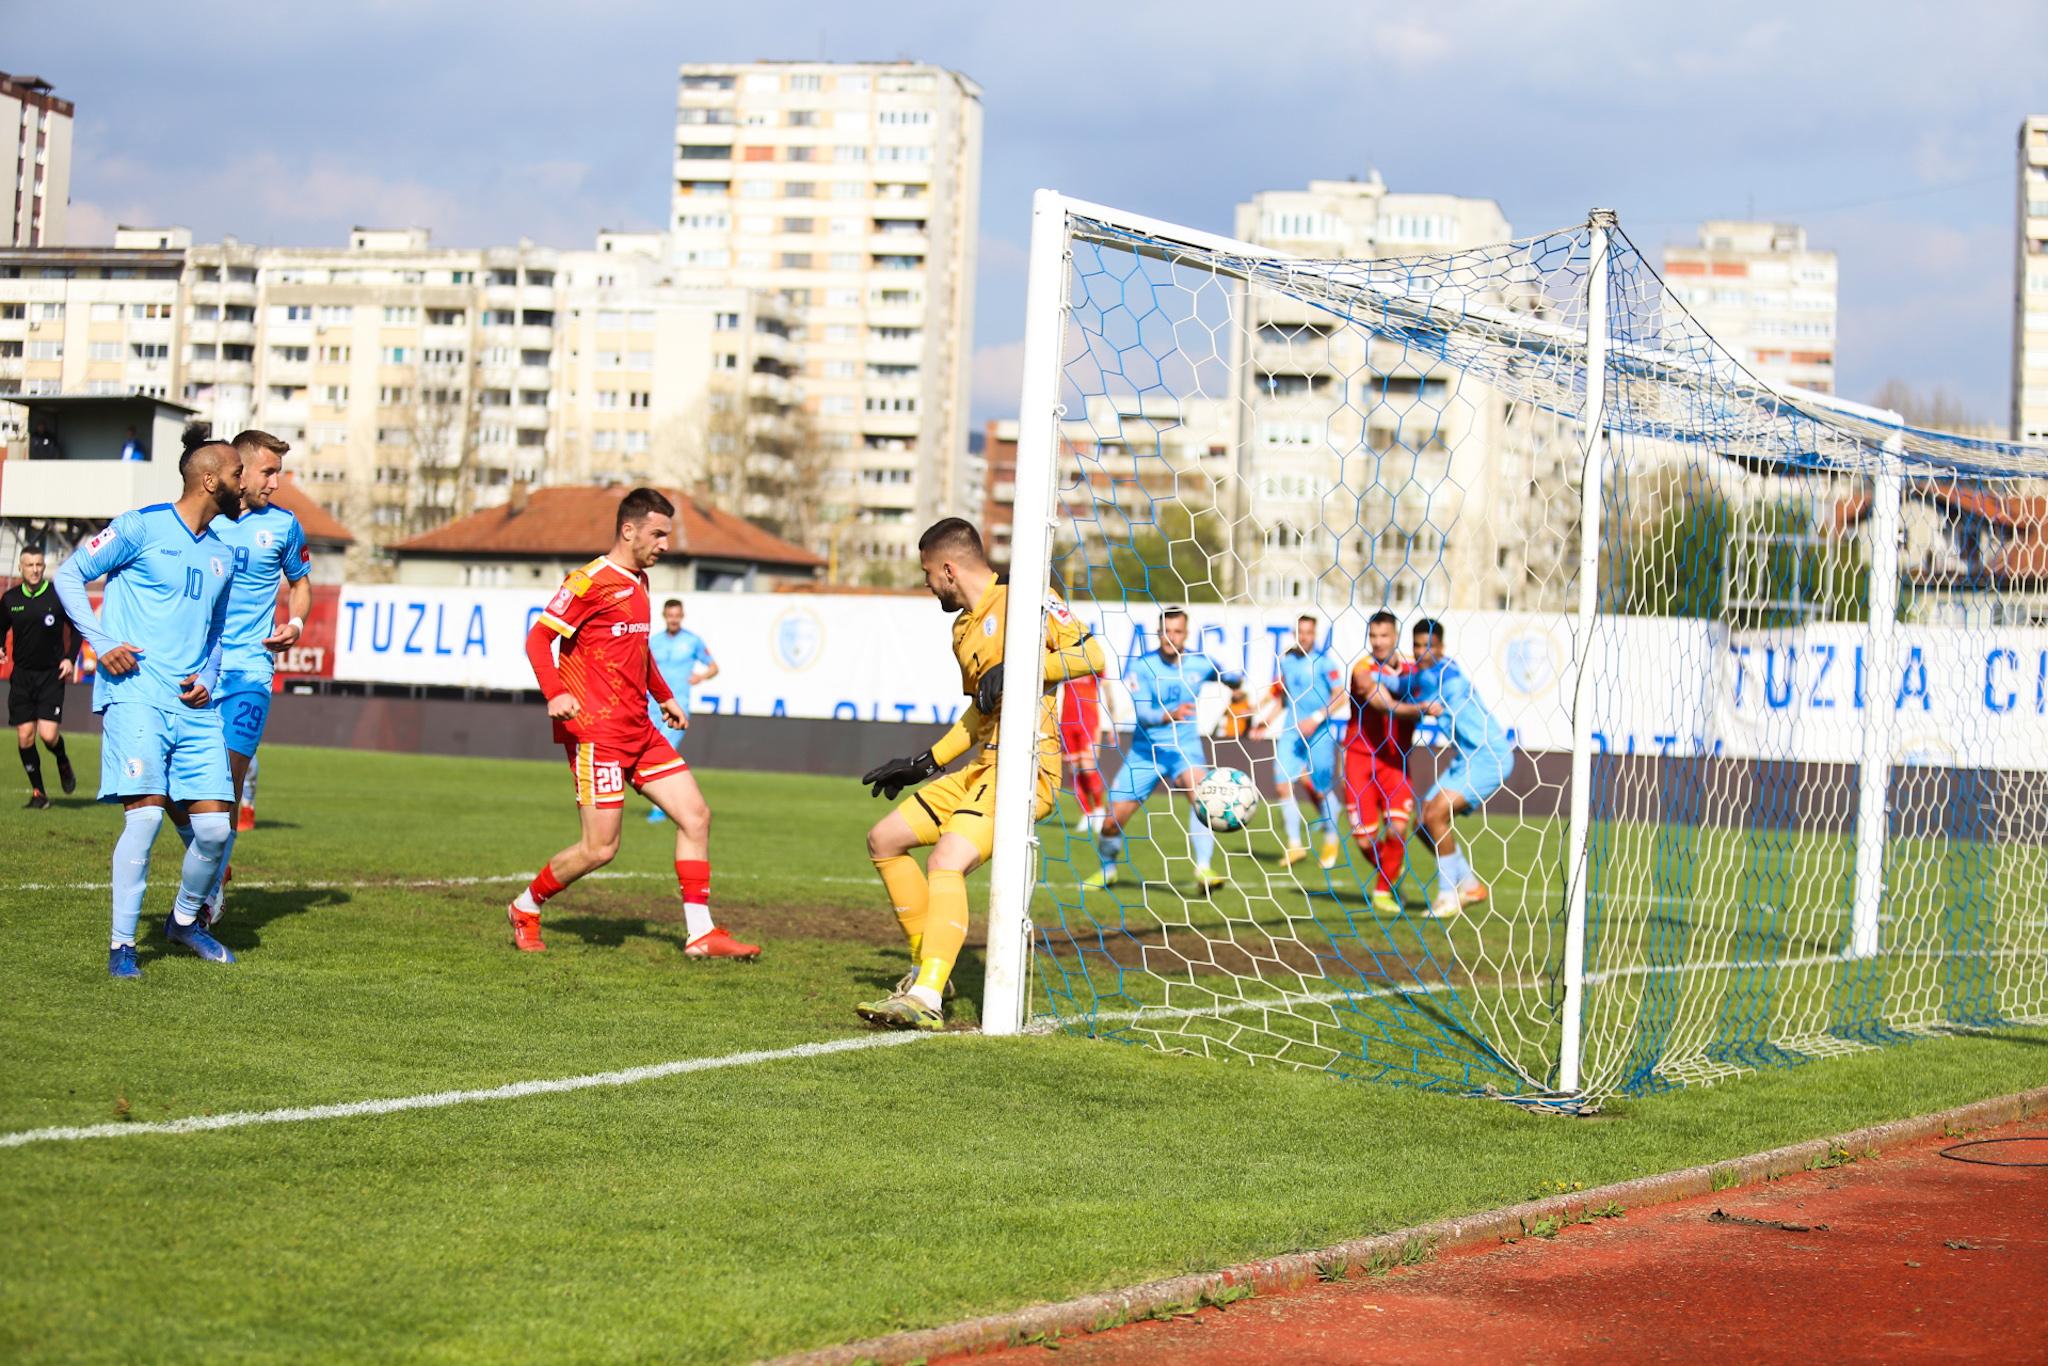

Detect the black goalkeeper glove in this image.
[973,662,1005,715]
[862,749,940,800]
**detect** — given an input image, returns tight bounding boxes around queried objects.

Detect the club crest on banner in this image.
[772,609,823,671]
[1499,631,1556,697]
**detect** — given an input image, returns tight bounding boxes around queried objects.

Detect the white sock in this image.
[907,983,941,1010]
[1281,797,1303,845]
[683,902,715,940]
[512,889,540,915]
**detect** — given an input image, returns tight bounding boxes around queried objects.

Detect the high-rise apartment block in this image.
[669,61,983,577]
[1230,177,1574,612]
[3,72,72,248]
[2014,116,2048,444]
[1662,220,1837,395]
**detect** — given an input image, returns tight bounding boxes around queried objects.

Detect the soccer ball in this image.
[1193,767,1259,833]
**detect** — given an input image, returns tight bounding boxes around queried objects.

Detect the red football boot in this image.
[507,903,546,953]
[683,926,760,961]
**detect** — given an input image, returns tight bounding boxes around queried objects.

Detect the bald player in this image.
[54,426,244,977]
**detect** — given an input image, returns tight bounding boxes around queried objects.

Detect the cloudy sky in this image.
[19,0,2047,424]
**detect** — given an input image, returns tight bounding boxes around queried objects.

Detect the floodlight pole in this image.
[984,189,1072,1036]
[1558,209,1615,1098]
[1849,423,1905,959]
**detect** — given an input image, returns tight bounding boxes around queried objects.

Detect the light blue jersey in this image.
[649,625,714,719]
[213,504,311,677]
[1128,649,1241,764]
[1272,646,1343,733]
[1385,658,1517,807]
[55,505,234,714]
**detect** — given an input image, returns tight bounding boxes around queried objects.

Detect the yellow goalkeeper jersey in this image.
[952,577,1093,764]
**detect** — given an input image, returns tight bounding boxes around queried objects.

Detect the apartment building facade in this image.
[1662,220,1838,395]
[2015,115,2048,444]
[1232,177,1575,613]
[3,72,72,248]
[669,61,982,580]
[3,227,800,569]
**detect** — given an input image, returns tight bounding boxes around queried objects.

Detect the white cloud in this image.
[972,340,1026,419]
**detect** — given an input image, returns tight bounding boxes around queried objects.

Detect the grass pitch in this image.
[3,734,2044,1362]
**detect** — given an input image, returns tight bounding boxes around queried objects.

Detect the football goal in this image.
[980,191,2048,1105]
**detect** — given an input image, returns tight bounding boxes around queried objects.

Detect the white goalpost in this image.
[986,190,2048,1101]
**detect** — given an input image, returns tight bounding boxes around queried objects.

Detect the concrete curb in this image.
[777,1084,2048,1365]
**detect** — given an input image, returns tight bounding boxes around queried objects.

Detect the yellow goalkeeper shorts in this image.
[896,754,1056,861]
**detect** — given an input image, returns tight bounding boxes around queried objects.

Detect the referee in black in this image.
[3,547,78,808]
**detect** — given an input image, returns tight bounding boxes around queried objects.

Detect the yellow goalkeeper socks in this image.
[873,854,928,962]
[913,868,969,1007]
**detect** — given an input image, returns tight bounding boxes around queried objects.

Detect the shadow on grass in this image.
[135,886,351,963]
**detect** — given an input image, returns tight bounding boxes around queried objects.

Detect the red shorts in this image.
[1344,747,1414,832]
[1060,711,1101,760]
[562,727,687,809]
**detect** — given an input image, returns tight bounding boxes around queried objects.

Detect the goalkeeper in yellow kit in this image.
[857,518,1105,1030]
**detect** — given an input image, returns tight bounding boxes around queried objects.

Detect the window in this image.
[678,179,731,197]
[591,430,617,452]
[427,308,466,326]
[714,312,740,331]
[480,389,511,407]
[595,390,620,409]
[628,391,651,409]
[318,305,353,324]
[876,109,932,126]
[320,385,349,404]
[526,270,554,287]
[270,345,311,364]
[875,145,931,163]
[679,73,734,91]
[873,326,920,342]
[785,181,816,198]
[516,429,545,447]
[318,344,351,363]
[676,211,729,232]
[788,73,822,92]
[269,384,304,402]
[596,350,623,370]
[421,348,464,366]
[716,352,738,370]
[224,305,255,322]
[186,343,215,362]
[190,304,219,322]
[383,306,419,324]
[831,181,865,200]
[833,145,868,163]
[270,304,314,323]
[383,346,412,364]
[623,430,650,453]
[781,217,816,233]
[91,302,123,321]
[678,144,731,160]
[130,343,169,361]
[863,395,917,413]
[521,310,554,327]
[781,253,813,269]
[678,108,734,125]
[31,302,63,320]
[379,385,412,405]
[481,309,517,327]
[867,362,918,379]
[223,344,254,362]
[830,252,862,271]
[625,351,652,369]
[596,310,625,331]
[788,110,819,127]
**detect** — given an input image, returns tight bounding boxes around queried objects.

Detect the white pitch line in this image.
[0,1032,933,1151]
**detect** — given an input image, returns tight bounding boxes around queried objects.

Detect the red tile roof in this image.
[272,473,355,545]
[388,486,823,569]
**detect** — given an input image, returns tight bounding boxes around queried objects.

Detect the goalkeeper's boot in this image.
[855,991,945,1032]
[1192,865,1227,896]
[1280,844,1311,868]
[1081,865,1120,891]
[163,913,236,964]
[1319,838,1342,871]
[684,926,761,961]
[1370,889,1402,917]
[108,944,142,979]
[507,903,546,953]
[893,966,957,1002]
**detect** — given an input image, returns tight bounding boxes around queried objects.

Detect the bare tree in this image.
[1867,380,1982,433]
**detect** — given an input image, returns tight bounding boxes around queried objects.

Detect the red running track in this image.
[953,1117,2048,1365]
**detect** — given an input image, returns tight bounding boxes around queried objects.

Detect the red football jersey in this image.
[1345,654,1418,761]
[536,556,658,747]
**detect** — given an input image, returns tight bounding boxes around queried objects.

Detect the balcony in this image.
[518,325,554,350]
[516,364,553,390]
[484,285,519,310]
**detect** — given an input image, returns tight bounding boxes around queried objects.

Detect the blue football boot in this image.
[163,914,237,964]
[108,944,142,979]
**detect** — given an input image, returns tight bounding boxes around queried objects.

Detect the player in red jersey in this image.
[508,487,758,960]
[1060,672,1107,833]
[1328,610,1416,915]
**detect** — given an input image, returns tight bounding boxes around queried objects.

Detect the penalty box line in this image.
[0,1032,933,1152]
[18,869,877,893]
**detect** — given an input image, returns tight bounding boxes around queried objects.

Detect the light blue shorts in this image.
[1272,726,1337,793]
[98,700,233,805]
[1429,745,1517,810]
[1107,743,1199,806]
[216,669,274,757]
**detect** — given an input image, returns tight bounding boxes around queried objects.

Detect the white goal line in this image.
[0,1032,934,1151]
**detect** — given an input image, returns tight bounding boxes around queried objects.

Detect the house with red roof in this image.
[385,484,823,593]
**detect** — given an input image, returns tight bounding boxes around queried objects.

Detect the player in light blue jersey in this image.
[178,430,313,921]
[54,429,245,976]
[1084,607,1245,894]
[644,596,717,824]
[1366,617,1519,919]
[1252,613,1347,871]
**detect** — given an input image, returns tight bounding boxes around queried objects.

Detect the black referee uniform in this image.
[3,580,77,801]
